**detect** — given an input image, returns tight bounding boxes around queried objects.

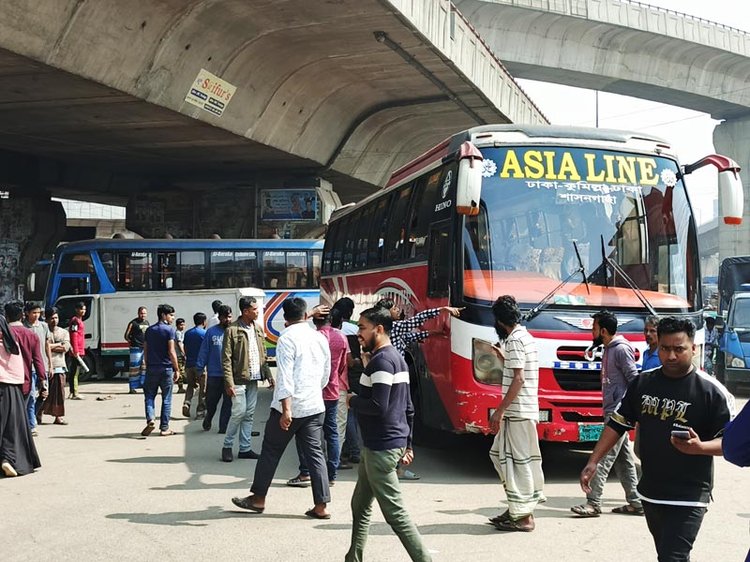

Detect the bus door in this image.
[54,274,92,299]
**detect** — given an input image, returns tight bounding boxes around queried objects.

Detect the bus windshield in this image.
[463,145,700,311]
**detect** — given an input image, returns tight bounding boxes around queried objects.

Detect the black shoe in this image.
[202,419,211,431]
[237,449,260,460]
[218,428,226,434]
[221,447,233,462]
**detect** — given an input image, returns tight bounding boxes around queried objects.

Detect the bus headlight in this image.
[473,339,503,385]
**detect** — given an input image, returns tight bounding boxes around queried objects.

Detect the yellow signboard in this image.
[184,69,236,117]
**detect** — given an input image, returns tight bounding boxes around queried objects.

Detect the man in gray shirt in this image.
[571,310,642,517]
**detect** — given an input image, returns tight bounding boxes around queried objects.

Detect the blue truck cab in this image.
[721,290,750,393]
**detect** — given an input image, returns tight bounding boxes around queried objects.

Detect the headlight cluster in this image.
[473,339,503,385]
[726,353,745,368]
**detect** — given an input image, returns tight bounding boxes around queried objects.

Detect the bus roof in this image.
[56,238,324,254]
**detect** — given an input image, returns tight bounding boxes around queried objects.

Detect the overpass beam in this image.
[714,117,750,260]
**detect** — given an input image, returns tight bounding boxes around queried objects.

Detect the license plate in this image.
[579,423,604,442]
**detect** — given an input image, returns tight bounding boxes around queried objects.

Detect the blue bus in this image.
[43,238,323,369]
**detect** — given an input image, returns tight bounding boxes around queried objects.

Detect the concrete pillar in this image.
[714,116,750,261]
[0,194,66,303]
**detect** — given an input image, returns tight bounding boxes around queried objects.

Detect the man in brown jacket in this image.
[221,296,273,462]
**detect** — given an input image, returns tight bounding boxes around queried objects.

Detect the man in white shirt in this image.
[232,297,332,519]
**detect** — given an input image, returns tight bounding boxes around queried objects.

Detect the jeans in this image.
[223,382,258,451]
[205,376,231,432]
[343,407,361,459]
[144,368,174,431]
[250,409,330,505]
[26,371,38,430]
[587,417,640,508]
[642,501,706,561]
[346,447,431,562]
[297,398,339,481]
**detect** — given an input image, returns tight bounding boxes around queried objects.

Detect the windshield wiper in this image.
[598,235,658,317]
[524,241,589,322]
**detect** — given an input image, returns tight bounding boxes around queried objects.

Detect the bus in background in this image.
[321,124,743,443]
[42,238,323,378]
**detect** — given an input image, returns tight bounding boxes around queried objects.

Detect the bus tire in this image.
[97,356,121,380]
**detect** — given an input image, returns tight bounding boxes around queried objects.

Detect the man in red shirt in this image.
[287,310,348,487]
[68,301,87,400]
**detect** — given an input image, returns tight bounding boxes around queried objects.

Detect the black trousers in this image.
[250,409,330,505]
[642,501,707,562]
[204,377,231,432]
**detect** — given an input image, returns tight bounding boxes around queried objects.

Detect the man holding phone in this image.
[580,317,735,561]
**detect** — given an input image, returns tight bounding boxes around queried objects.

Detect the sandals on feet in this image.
[571,503,602,517]
[612,505,644,516]
[141,421,155,436]
[160,429,175,436]
[488,510,511,525]
[305,508,331,520]
[232,496,264,513]
[287,475,311,488]
[494,518,535,532]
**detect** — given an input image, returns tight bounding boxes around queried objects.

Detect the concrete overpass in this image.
[456,0,750,258]
[0,0,546,302]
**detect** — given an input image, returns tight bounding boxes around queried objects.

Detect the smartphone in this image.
[671,430,691,440]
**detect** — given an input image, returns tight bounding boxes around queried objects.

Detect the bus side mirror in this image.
[718,169,743,225]
[456,141,483,216]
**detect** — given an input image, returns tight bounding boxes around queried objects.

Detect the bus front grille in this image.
[552,369,602,391]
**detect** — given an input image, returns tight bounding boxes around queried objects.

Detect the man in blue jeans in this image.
[196,305,232,433]
[221,296,273,462]
[141,304,180,437]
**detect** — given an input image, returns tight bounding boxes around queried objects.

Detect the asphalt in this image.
[2,378,748,562]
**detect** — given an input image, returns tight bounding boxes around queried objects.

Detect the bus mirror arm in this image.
[683,155,743,226]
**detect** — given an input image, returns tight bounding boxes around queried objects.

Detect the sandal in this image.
[287,475,311,488]
[612,505,644,516]
[232,496,264,513]
[571,503,601,517]
[305,508,331,520]
[488,510,511,525]
[160,429,175,436]
[494,518,535,532]
[141,421,155,436]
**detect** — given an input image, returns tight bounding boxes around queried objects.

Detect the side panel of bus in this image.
[263,289,320,359]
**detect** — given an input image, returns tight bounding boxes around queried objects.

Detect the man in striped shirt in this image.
[488,295,544,532]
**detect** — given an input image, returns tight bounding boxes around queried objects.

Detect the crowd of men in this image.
[2,291,749,561]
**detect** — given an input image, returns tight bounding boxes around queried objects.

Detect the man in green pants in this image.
[346,307,431,562]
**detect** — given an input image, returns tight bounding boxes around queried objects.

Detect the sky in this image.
[515,0,750,225]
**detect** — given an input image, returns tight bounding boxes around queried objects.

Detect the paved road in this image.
[2,379,748,561]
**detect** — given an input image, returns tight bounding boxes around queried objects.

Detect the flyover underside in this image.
[0,0,544,204]
[456,0,750,120]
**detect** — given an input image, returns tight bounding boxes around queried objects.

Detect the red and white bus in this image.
[321,125,743,442]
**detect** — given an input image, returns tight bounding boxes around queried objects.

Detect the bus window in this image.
[342,212,359,271]
[354,204,374,269]
[428,221,451,297]
[263,251,286,288]
[287,251,308,288]
[210,251,234,288]
[323,223,337,274]
[99,251,116,287]
[311,251,321,288]
[234,251,259,287]
[408,170,442,261]
[331,217,349,273]
[58,252,100,294]
[181,251,206,289]
[156,252,178,289]
[386,185,414,262]
[368,196,390,267]
[56,296,93,328]
[117,251,152,290]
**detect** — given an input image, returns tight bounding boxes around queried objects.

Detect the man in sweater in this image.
[571,310,642,517]
[196,305,232,433]
[232,297,331,518]
[345,306,431,562]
